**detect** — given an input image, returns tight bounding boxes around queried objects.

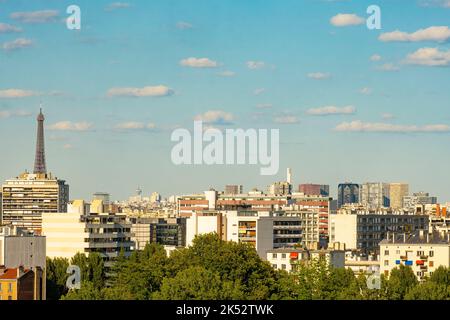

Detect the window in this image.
[272,253,277,259]
[384,250,389,255]
[281,253,286,259]
[417,251,424,256]
[429,261,434,267]
[281,264,286,270]
[429,251,434,257]
[8,283,12,293]
[396,250,400,254]
[272,264,277,269]
[384,260,389,266]
[417,271,423,277]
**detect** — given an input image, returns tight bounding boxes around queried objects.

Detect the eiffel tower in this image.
[33,106,47,174]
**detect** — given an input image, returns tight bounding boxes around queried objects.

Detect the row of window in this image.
[384,250,434,257]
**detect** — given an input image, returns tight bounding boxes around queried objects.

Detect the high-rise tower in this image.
[1,108,69,234]
[33,108,47,174]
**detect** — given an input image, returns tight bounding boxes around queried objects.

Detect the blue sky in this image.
[0,0,449,201]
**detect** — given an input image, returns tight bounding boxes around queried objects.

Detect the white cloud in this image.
[176,21,193,30]
[379,26,450,43]
[419,0,450,8]
[114,122,156,130]
[246,61,265,70]
[359,87,372,95]
[274,115,300,124]
[330,13,365,27]
[253,88,265,95]
[107,85,174,97]
[2,38,33,51]
[377,63,400,71]
[404,47,450,66]
[105,2,131,11]
[307,105,356,116]
[0,109,32,118]
[0,23,22,33]
[10,10,59,23]
[370,54,382,61]
[217,70,236,77]
[307,72,331,80]
[335,120,450,133]
[180,57,218,68]
[194,110,234,125]
[0,89,39,98]
[47,121,93,131]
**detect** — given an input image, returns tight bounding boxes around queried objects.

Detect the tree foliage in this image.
[54,233,450,300]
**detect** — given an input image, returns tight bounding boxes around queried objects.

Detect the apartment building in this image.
[330,211,429,254]
[42,200,133,267]
[337,183,360,208]
[224,185,243,195]
[129,217,186,250]
[298,184,330,196]
[266,243,345,272]
[1,172,69,234]
[389,183,409,210]
[0,225,46,270]
[177,189,289,217]
[185,210,304,258]
[360,182,390,209]
[380,230,450,281]
[403,192,438,209]
[290,193,331,245]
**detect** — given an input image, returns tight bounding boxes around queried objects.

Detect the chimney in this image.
[17,266,25,278]
[403,233,406,243]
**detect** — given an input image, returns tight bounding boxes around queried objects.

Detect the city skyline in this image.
[1,0,450,201]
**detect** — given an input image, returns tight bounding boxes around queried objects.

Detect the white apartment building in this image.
[330,211,429,254]
[42,199,133,267]
[380,230,450,281]
[185,210,303,258]
[266,243,345,272]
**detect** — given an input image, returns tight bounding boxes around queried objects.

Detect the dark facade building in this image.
[298,184,329,196]
[338,183,360,208]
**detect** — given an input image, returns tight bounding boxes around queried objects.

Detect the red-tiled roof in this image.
[0,268,29,280]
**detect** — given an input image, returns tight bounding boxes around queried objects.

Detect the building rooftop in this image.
[0,267,30,280]
[380,230,450,245]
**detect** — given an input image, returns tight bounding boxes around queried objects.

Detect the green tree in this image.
[405,282,450,300]
[61,281,104,300]
[46,257,70,300]
[384,265,418,300]
[155,266,244,300]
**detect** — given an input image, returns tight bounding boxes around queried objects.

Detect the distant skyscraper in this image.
[337,183,360,208]
[403,192,438,209]
[286,168,292,185]
[225,185,243,194]
[360,182,390,209]
[1,109,69,234]
[93,192,111,205]
[389,183,409,209]
[299,184,329,196]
